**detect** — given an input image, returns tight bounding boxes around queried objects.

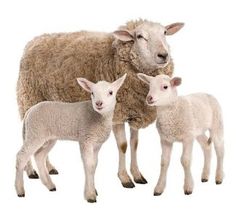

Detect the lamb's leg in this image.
[154,139,173,196]
[196,135,212,182]
[25,160,39,179]
[130,127,147,184]
[34,140,57,191]
[80,143,100,203]
[112,124,135,188]
[181,139,194,195]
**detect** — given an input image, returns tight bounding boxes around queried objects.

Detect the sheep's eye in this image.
[91,92,94,96]
[137,34,143,39]
[163,85,168,90]
[164,30,167,35]
[109,91,113,96]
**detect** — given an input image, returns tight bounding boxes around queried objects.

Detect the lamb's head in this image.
[77,74,127,115]
[137,73,182,106]
[113,20,184,72]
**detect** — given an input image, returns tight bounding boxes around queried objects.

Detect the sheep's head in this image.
[137,73,182,106]
[77,74,127,115]
[113,20,184,72]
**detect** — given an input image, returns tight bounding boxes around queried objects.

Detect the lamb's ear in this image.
[112,74,127,92]
[77,78,94,93]
[113,30,134,42]
[170,77,182,87]
[165,23,184,35]
[137,73,153,84]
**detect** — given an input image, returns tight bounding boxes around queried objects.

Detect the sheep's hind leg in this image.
[130,127,147,184]
[113,124,135,188]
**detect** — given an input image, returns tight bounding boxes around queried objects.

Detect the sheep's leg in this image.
[130,127,147,184]
[25,160,39,179]
[34,140,57,191]
[181,139,194,195]
[112,124,135,188]
[80,143,100,203]
[196,135,212,182]
[154,139,173,196]
[46,157,59,175]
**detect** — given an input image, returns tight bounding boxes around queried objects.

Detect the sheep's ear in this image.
[165,23,184,35]
[137,73,153,84]
[170,77,182,87]
[112,74,127,92]
[113,30,134,42]
[77,78,94,93]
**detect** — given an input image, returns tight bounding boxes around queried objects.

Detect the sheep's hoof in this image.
[201,178,208,183]
[49,187,56,192]
[121,181,135,188]
[154,192,162,196]
[216,180,222,185]
[184,190,192,195]
[18,193,25,197]
[49,169,59,175]
[87,198,97,203]
[134,175,148,184]
[28,171,39,179]
[95,189,98,196]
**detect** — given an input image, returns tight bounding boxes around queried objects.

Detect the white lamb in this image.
[15,74,127,203]
[137,73,224,195]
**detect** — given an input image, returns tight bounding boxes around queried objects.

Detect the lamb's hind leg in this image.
[196,134,212,182]
[130,127,147,184]
[113,124,135,188]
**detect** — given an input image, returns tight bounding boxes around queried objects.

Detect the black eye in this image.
[163,85,168,89]
[164,30,167,35]
[109,91,113,95]
[137,34,143,39]
[91,92,94,96]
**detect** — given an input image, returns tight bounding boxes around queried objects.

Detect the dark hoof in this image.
[28,171,39,179]
[95,189,98,196]
[49,187,56,192]
[184,190,192,195]
[216,180,222,185]
[49,169,59,175]
[87,199,97,203]
[122,181,135,188]
[134,175,148,184]
[18,193,25,197]
[154,192,162,196]
[201,178,208,183]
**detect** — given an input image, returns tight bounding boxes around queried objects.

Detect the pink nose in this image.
[146,95,153,103]
[96,101,103,107]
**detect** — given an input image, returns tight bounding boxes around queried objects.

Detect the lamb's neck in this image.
[156,98,179,113]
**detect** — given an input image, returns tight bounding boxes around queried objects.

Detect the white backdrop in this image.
[0,0,235,218]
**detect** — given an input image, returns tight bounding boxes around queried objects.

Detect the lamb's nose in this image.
[96,101,103,107]
[157,52,168,60]
[147,95,153,103]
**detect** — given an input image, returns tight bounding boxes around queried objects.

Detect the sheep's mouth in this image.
[147,100,156,106]
[96,107,104,111]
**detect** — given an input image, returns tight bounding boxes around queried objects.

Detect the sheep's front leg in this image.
[154,139,173,196]
[181,139,194,195]
[113,124,135,188]
[80,143,100,203]
[130,127,147,184]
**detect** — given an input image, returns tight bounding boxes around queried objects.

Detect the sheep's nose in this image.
[96,101,103,107]
[157,52,168,60]
[147,95,153,103]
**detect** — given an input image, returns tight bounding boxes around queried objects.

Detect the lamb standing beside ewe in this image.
[15,74,126,203]
[16,19,184,187]
[137,73,224,195]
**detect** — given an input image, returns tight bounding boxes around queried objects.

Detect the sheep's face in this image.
[137,73,182,106]
[77,74,126,115]
[113,22,184,72]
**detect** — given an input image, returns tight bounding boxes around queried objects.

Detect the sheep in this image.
[137,73,224,195]
[16,19,184,187]
[15,74,126,203]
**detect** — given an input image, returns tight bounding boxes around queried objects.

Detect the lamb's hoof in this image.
[49,169,59,175]
[184,190,192,195]
[216,180,222,185]
[154,192,162,196]
[87,198,97,203]
[49,187,56,192]
[134,175,148,184]
[201,178,208,183]
[18,193,25,197]
[95,189,98,196]
[28,171,39,179]
[121,181,135,188]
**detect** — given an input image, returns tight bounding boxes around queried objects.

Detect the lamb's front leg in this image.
[181,139,194,195]
[154,139,173,196]
[80,143,100,203]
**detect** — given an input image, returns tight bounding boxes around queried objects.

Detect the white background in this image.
[0,0,235,218]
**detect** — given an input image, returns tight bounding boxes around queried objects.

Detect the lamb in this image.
[16,19,184,187]
[15,74,126,203]
[137,73,224,195]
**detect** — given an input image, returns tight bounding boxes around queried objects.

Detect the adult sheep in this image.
[17,19,184,188]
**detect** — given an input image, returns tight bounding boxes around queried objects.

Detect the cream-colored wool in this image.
[16,19,184,186]
[137,73,224,195]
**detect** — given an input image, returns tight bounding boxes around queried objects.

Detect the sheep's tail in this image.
[22,121,26,141]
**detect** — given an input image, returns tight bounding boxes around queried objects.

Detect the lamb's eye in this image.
[109,91,113,95]
[91,92,94,96]
[163,85,168,90]
[137,34,143,39]
[164,30,167,35]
